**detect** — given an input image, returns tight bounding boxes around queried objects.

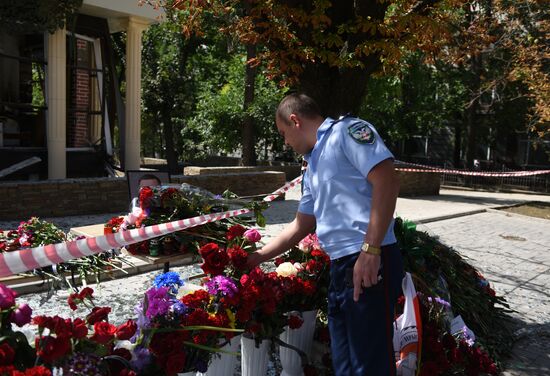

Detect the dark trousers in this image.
[328,243,404,376]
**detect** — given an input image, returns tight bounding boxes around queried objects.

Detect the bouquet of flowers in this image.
[273,233,331,317]
[106,184,267,258]
[394,218,510,372]
[198,224,262,279]
[132,272,241,375]
[13,285,137,376]
[407,294,499,376]
[0,218,126,291]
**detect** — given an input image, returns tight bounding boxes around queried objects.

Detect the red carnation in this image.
[32,315,52,328]
[116,319,137,340]
[226,224,246,241]
[228,246,249,270]
[288,314,304,329]
[13,366,52,376]
[91,321,117,344]
[86,306,111,325]
[79,287,94,300]
[165,351,186,375]
[36,335,71,363]
[71,318,88,339]
[0,343,15,366]
[181,289,210,309]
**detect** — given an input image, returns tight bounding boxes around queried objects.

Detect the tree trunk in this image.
[453,122,463,167]
[242,43,257,166]
[465,53,482,168]
[287,0,388,117]
[162,110,178,175]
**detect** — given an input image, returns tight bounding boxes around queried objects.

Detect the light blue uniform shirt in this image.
[298,116,397,260]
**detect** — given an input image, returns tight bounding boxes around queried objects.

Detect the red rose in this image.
[139,187,154,208]
[36,335,71,363]
[91,321,117,344]
[0,343,15,366]
[116,319,137,340]
[226,224,246,241]
[288,314,304,329]
[165,351,186,375]
[198,242,219,258]
[86,306,111,325]
[51,317,72,338]
[71,318,88,339]
[228,246,248,270]
[201,249,229,276]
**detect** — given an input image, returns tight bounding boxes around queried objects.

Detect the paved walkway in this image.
[2,186,549,375]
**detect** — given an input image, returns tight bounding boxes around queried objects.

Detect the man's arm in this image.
[247,212,316,267]
[353,158,399,301]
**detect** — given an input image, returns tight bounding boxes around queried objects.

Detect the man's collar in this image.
[316,117,335,141]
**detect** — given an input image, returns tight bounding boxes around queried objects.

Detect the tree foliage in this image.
[0,0,83,33]
[146,0,471,116]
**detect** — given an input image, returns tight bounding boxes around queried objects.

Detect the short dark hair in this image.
[276,93,322,125]
[138,174,161,185]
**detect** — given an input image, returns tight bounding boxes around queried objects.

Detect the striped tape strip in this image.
[395,161,550,177]
[395,167,550,177]
[0,176,303,278]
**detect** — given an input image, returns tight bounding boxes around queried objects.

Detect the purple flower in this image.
[0,284,16,309]
[64,352,102,376]
[205,275,238,298]
[145,287,172,319]
[10,303,32,327]
[172,301,187,316]
[131,346,152,371]
[434,297,451,309]
[243,229,261,243]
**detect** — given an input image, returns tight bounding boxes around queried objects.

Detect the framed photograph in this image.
[126,170,170,200]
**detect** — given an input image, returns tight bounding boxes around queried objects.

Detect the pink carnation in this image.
[0,284,16,309]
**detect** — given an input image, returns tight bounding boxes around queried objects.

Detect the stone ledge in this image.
[184,165,301,181]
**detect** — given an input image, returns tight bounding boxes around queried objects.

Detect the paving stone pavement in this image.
[2,184,549,375]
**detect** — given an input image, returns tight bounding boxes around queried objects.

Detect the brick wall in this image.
[67,39,90,147]
[184,165,302,180]
[397,171,440,196]
[0,171,438,220]
[0,172,287,220]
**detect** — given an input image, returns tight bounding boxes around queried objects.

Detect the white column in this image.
[124,17,149,171]
[46,27,67,179]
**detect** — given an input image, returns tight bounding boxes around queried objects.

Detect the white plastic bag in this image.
[393,272,422,376]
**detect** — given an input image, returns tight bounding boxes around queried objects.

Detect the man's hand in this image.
[353,252,381,302]
[246,251,265,269]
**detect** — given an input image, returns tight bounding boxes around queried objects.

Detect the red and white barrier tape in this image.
[0,176,303,278]
[395,160,550,177]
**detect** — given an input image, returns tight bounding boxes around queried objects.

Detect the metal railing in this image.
[440,163,550,194]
